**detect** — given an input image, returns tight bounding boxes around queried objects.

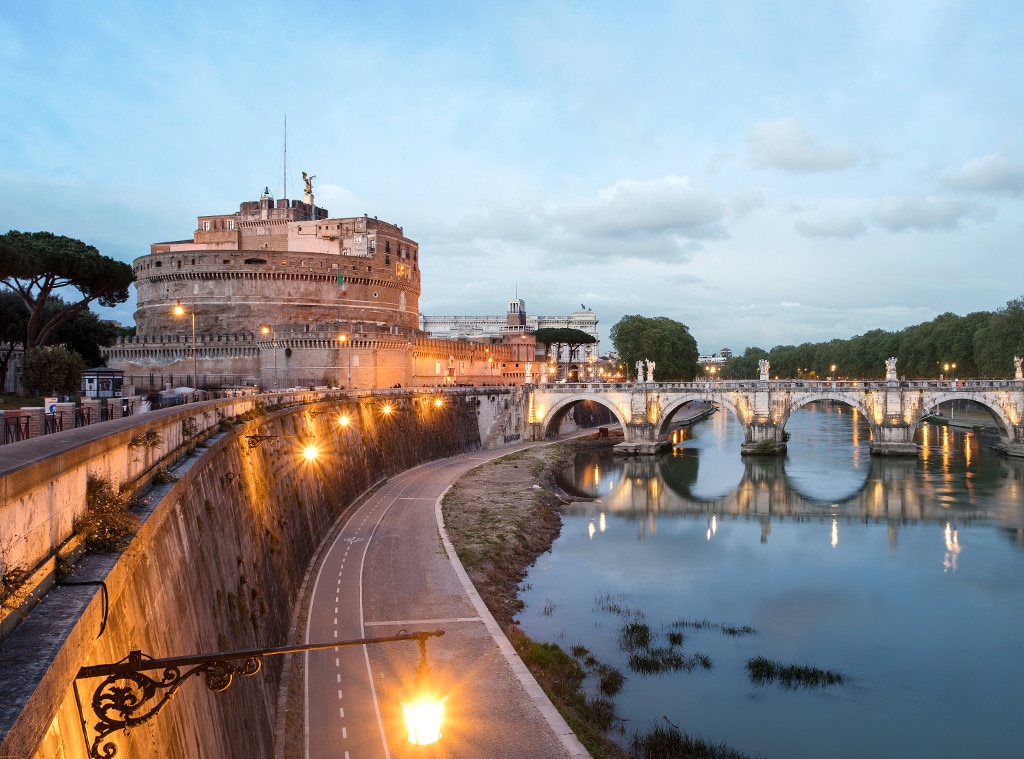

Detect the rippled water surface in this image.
[518,405,1024,758]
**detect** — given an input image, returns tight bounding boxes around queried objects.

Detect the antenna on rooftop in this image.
[283,115,288,201]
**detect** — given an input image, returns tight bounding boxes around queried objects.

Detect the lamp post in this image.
[830,364,837,385]
[338,333,351,390]
[173,301,198,390]
[75,629,446,758]
[260,325,278,390]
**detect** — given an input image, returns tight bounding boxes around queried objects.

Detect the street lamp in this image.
[830,364,837,384]
[260,325,278,390]
[172,301,198,390]
[338,333,351,390]
[75,630,445,758]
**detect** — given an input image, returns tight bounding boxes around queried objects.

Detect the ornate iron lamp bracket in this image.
[81,650,261,758]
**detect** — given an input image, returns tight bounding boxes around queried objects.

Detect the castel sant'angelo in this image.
[103,177,545,391]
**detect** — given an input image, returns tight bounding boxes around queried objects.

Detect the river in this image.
[518,403,1024,758]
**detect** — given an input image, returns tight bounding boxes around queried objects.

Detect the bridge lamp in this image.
[381,403,394,416]
[337,413,351,427]
[434,397,444,409]
[302,443,320,462]
[830,364,837,381]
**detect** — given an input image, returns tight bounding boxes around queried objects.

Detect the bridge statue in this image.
[525,362,533,384]
[645,359,655,383]
[540,363,548,384]
[1016,356,1023,380]
[635,360,645,383]
[885,356,898,381]
[758,359,770,381]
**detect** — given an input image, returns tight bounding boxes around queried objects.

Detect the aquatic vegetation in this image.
[669,618,756,637]
[619,620,653,651]
[745,656,847,689]
[631,720,751,759]
[594,591,643,620]
[569,644,626,697]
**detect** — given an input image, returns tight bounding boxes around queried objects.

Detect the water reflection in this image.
[558,405,1024,541]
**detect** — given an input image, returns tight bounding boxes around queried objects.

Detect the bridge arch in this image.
[537,394,628,439]
[656,394,747,438]
[777,392,879,442]
[919,392,1012,435]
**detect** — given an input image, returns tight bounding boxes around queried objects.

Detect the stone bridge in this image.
[526,378,1024,456]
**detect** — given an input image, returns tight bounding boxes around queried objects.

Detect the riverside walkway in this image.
[303,443,587,758]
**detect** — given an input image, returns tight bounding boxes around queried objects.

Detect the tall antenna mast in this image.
[282,115,288,200]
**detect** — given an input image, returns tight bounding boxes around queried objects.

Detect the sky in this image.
[2,0,1022,355]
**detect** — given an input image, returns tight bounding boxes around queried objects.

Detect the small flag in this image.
[338,268,347,296]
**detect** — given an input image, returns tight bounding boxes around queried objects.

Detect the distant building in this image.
[421,299,600,366]
[698,348,733,365]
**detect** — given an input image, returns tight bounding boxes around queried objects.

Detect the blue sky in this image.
[2,0,1022,354]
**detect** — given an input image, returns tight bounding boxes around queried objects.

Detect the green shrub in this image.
[76,476,139,552]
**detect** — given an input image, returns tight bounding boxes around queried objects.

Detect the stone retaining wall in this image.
[0,391,485,758]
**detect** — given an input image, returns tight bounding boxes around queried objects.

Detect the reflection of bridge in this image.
[561,450,1024,538]
[527,379,1024,456]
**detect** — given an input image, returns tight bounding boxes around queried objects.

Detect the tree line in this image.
[718,296,1024,380]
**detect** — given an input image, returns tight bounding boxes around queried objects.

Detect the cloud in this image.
[940,153,1024,196]
[431,176,730,266]
[871,195,996,233]
[557,176,726,241]
[728,191,766,220]
[748,118,858,173]
[794,215,867,239]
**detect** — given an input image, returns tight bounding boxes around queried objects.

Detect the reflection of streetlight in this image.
[172,301,198,389]
[75,629,446,757]
[260,325,278,390]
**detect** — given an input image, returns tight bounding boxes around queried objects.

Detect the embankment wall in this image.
[0,390,488,758]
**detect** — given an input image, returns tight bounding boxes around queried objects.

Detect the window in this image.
[203,221,211,231]
[227,219,235,230]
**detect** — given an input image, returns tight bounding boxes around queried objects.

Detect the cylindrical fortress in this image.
[104,191,530,390]
[133,196,421,335]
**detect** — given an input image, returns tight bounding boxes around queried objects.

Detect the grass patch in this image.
[669,618,757,637]
[509,628,627,757]
[631,720,752,759]
[619,620,653,651]
[745,656,847,689]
